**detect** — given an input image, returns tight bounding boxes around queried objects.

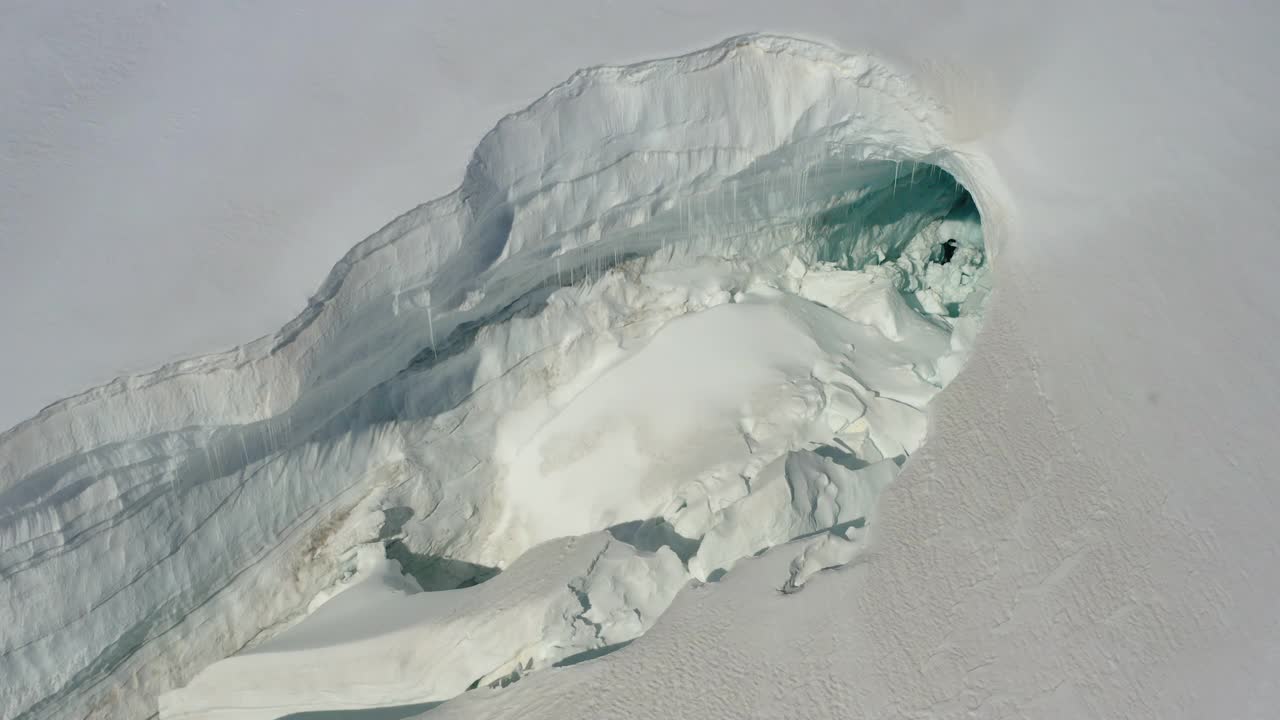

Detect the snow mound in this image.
[161,534,685,719]
[0,35,996,720]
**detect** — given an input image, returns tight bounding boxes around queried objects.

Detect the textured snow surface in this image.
[5,2,1280,719]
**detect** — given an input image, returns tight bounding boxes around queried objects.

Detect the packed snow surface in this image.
[0,35,996,720]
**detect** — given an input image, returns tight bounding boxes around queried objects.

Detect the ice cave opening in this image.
[2,37,1007,720]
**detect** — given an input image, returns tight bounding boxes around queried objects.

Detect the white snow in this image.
[3,2,1279,720]
[160,534,686,719]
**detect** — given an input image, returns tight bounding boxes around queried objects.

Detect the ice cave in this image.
[0,36,998,720]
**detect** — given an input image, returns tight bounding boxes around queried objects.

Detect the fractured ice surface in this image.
[0,35,991,719]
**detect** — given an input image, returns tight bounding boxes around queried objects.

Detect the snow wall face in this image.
[0,36,1007,720]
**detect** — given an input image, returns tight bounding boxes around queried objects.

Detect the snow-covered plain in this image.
[4,2,1280,719]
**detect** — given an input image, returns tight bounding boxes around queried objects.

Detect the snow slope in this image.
[5,2,1280,719]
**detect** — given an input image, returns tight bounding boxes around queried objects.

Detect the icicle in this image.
[910,161,916,185]
[892,161,899,198]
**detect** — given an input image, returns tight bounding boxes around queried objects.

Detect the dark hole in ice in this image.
[379,507,499,591]
[940,238,959,264]
[606,518,701,562]
[383,540,499,591]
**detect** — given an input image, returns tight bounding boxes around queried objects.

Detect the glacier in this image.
[7,0,1280,717]
[0,35,999,720]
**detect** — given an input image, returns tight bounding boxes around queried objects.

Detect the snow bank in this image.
[160,534,685,719]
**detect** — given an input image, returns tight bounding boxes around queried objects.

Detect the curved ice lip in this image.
[0,34,1006,720]
[0,33,1003,475]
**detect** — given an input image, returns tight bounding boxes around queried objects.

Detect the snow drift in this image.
[0,35,1001,720]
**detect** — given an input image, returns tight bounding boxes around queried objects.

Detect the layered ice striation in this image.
[0,35,994,720]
